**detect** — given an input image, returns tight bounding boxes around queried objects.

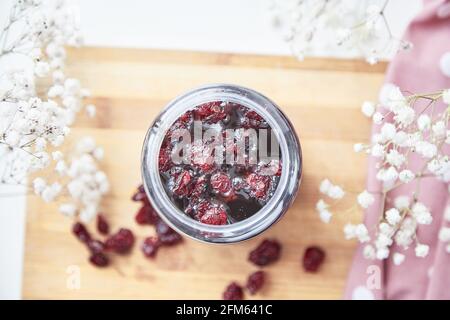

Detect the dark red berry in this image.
[194,101,227,123]
[156,220,183,246]
[248,239,281,266]
[223,282,243,300]
[246,271,266,295]
[87,239,105,254]
[190,142,215,173]
[131,184,147,202]
[158,145,173,173]
[246,173,271,200]
[170,169,194,198]
[303,246,325,272]
[72,222,91,243]
[135,204,159,225]
[89,252,109,267]
[105,228,135,254]
[96,214,109,235]
[241,109,268,128]
[199,206,228,225]
[142,237,160,258]
[210,172,233,196]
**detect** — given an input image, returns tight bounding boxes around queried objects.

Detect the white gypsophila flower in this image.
[327,185,345,200]
[385,208,401,225]
[393,106,415,127]
[353,143,364,153]
[398,170,415,183]
[319,179,332,194]
[372,112,384,125]
[319,210,332,224]
[415,244,429,258]
[47,84,64,98]
[375,233,393,249]
[394,131,408,146]
[363,244,376,260]
[379,222,394,235]
[415,141,437,159]
[86,104,96,117]
[380,123,396,141]
[432,121,446,139]
[93,147,104,161]
[376,247,389,260]
[417,114,431,131]
[393,252,405,266]
[355,224,370,243]
[59,203,77,217]
[438,227,450,242]
[361,101,375,117]
[386,149,405,168]
[371,143,385,157]
[357,190,374,209]
[385,86,407,113]
[344,223,357,240]
[316,199,328,212]
[32,177,46,195]
[443,89,450,104]
[377,166,398,183]
[394,196,410,210]
[412,202,433,225]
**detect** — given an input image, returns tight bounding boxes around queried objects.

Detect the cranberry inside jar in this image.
[158,101,282,225]
[142,84,301,243]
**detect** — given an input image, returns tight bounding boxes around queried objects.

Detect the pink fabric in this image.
[344,0,450,300]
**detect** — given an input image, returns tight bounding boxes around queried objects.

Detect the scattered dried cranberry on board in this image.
[72,222,91,243]
[89,252,109,267]
[105,228,135,254]
[302,246,325,272]
[246,271,266,295]
[223,282,244,300]
[142,237,160,258]
[248,239,281,266]
[96,214,109,235]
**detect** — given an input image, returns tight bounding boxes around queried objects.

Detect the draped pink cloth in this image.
[344,0,450,300]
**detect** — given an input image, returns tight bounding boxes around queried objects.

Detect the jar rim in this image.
[141,83,302,243]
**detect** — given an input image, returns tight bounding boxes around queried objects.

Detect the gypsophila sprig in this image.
[317,85,450,263]
[268,0,411,64]
[0,0,105,222]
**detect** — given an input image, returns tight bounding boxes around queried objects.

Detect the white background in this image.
[0,0,422,299]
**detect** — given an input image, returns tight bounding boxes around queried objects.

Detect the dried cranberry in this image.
[194,101,227,123]
[246,271,266,295]
[200,206,228,225]
[191,175,209,199]
[105,228,135,254]
[210,172,233,196]
[303,246,325,272]
[135,204,159,225]
[158,145,173,173]
[241,110,268,128]
[131,184,147,202]
[170,169,194,198]
[246,173,271,200]
[156,220,182,246]
[223,282,243,300]
[248,239,281,266]
[72,222,91,243]
[89,252,109,267]
[87,239,105,254]
[142,237,160,258]
[96,214,109,235]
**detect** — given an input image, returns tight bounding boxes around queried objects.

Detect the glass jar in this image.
[141,84,302,243]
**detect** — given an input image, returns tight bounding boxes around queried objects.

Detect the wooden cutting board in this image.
[23,47,386,299]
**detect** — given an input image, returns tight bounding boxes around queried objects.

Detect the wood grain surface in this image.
[23,47,386,299]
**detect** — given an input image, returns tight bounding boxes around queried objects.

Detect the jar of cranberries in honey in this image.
[142,84,302,243]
